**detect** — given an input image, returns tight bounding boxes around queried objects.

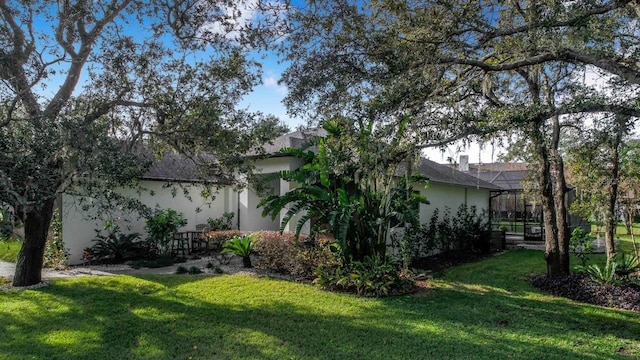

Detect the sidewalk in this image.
[0,256,247,280]
[0,260,117,280]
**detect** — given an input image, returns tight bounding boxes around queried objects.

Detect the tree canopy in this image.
[0,0,283,286]
[275,0,640,274]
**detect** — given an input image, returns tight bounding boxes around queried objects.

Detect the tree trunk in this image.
[12,198,56,287]
[551,155,571,274]
[623,202,633,235]
[532,129,563,275]
[603,117,624,260]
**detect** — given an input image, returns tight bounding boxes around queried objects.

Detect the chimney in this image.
[459,155,469,172]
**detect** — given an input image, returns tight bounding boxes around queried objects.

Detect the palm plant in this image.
[221,233,257,268]
[88,229,143,263]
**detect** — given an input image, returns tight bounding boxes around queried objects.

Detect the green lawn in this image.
[0,240,21,262]
[1,249,638,360]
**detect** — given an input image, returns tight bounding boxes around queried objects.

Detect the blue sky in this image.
[25,1,498,163]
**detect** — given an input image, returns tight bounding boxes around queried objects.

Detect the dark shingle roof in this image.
[142,152,230,184]
[414,158,502,190]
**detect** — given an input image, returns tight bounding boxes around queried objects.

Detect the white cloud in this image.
[198,0,286,42]
[263,74,287,94]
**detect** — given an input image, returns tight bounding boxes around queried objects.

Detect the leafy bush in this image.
[253,232,339,281]
[314,255,414,297]
[206,212,235,231]
[188,266,203,274]
[614,253,639,279]
[175,265,189,274]
[584,262,619,286]
[205,230,243,251]
[145,208,187,255]
[401,205,490,264]
[43,209,68,269]
[569,227,595,267]
[253,231,303,273]
[221,233,257,268]
[85,229,144,264]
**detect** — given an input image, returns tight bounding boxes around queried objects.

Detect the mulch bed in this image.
[528,273,640,312]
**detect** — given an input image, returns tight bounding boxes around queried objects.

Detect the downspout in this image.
[236,190,241,230]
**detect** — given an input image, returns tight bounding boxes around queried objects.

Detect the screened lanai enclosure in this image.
[474,164,544,241]
[460,162,590,243]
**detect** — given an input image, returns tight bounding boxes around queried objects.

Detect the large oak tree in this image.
[275,0,640,275]
[0,0,282,286]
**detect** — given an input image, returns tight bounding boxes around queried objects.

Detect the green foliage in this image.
[206,212,235,231]
[614,253,639,279]
[583,262,619,286]
[188,266,203,274]
[0,1,286,286]
[402,205,490,262]
[175,265,189,274]
[259,118,428,263]
[221,233,257,268]
[43,209,68,269]
[145,208,187,255]
[314,255,414,297]
[569,227,596,267]
[85,223,144,264]
[253,232,340,281]
[205,230,243,252]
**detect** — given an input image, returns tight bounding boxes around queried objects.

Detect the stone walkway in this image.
[0,256,251,282]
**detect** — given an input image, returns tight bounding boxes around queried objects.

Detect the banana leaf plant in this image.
[258,118,428,263]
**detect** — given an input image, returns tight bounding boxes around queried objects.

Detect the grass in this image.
[1,250,638,359]
[0,239,21,262]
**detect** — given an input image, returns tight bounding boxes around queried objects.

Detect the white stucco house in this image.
[61,130,500,264]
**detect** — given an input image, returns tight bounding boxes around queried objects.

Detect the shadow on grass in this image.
[0,250,638,359]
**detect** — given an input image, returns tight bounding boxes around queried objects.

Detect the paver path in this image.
[0,257,246,280]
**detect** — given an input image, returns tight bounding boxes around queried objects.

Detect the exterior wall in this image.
[62,180,237,265]
[238,156,309,234]
[418,182,491,223]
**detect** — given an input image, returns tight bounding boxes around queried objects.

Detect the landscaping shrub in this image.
[569,227,595,267]
[314,255,414,297]
[253,231,302,273]
[577,253,639,286]
[188,266,203,274]
[85,221,145,264]
[145,208,187,255]
[206,230,243,252]
[401,205,490,267]
[206,212,235,231]
[175,265,189,274]
[614,252,640,279]
[253,232,339,281]
[221,233,257,268]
